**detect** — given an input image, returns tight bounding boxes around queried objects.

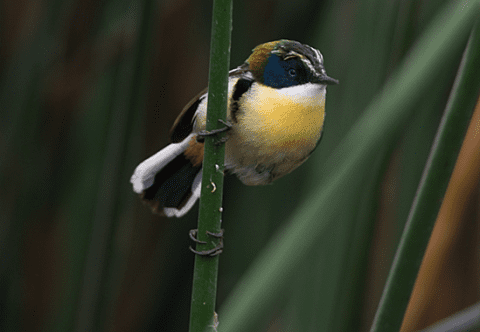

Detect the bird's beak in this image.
[315,74,339,85]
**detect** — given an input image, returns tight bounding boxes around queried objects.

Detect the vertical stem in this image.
[189,0,233,331]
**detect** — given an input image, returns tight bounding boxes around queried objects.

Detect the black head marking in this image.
[247,40,338,89]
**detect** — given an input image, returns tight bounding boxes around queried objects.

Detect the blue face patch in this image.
[262,55,309,88]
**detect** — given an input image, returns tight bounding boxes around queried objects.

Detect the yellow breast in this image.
[238,82,326,157]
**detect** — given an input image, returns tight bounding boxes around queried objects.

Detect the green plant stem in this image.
[188,0,232,331]
[369,19,480,332]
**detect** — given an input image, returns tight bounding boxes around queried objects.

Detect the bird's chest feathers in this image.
[238,83,325,155]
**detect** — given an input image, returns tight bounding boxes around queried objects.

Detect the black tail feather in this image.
[143,153,202,210]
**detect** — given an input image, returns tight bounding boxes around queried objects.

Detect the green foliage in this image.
[370,19,480,332]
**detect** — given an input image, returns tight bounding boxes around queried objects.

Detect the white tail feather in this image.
[130,134,195,193]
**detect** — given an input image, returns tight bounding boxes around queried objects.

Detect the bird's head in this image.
[246,39,338,89]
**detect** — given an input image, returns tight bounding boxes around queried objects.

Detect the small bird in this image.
[131,40,338,217]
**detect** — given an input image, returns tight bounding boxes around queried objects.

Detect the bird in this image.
[130,39,338,217]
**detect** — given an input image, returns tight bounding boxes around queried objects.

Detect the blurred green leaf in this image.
[370,19,480,332]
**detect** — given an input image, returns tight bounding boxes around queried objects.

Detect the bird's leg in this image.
[196,119,232,145]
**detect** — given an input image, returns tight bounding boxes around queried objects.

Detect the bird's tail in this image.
[130,133,203,217]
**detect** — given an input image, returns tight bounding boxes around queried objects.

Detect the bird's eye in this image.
[288,68,297,77]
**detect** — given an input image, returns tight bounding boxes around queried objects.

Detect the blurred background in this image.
[1,0,479,331]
